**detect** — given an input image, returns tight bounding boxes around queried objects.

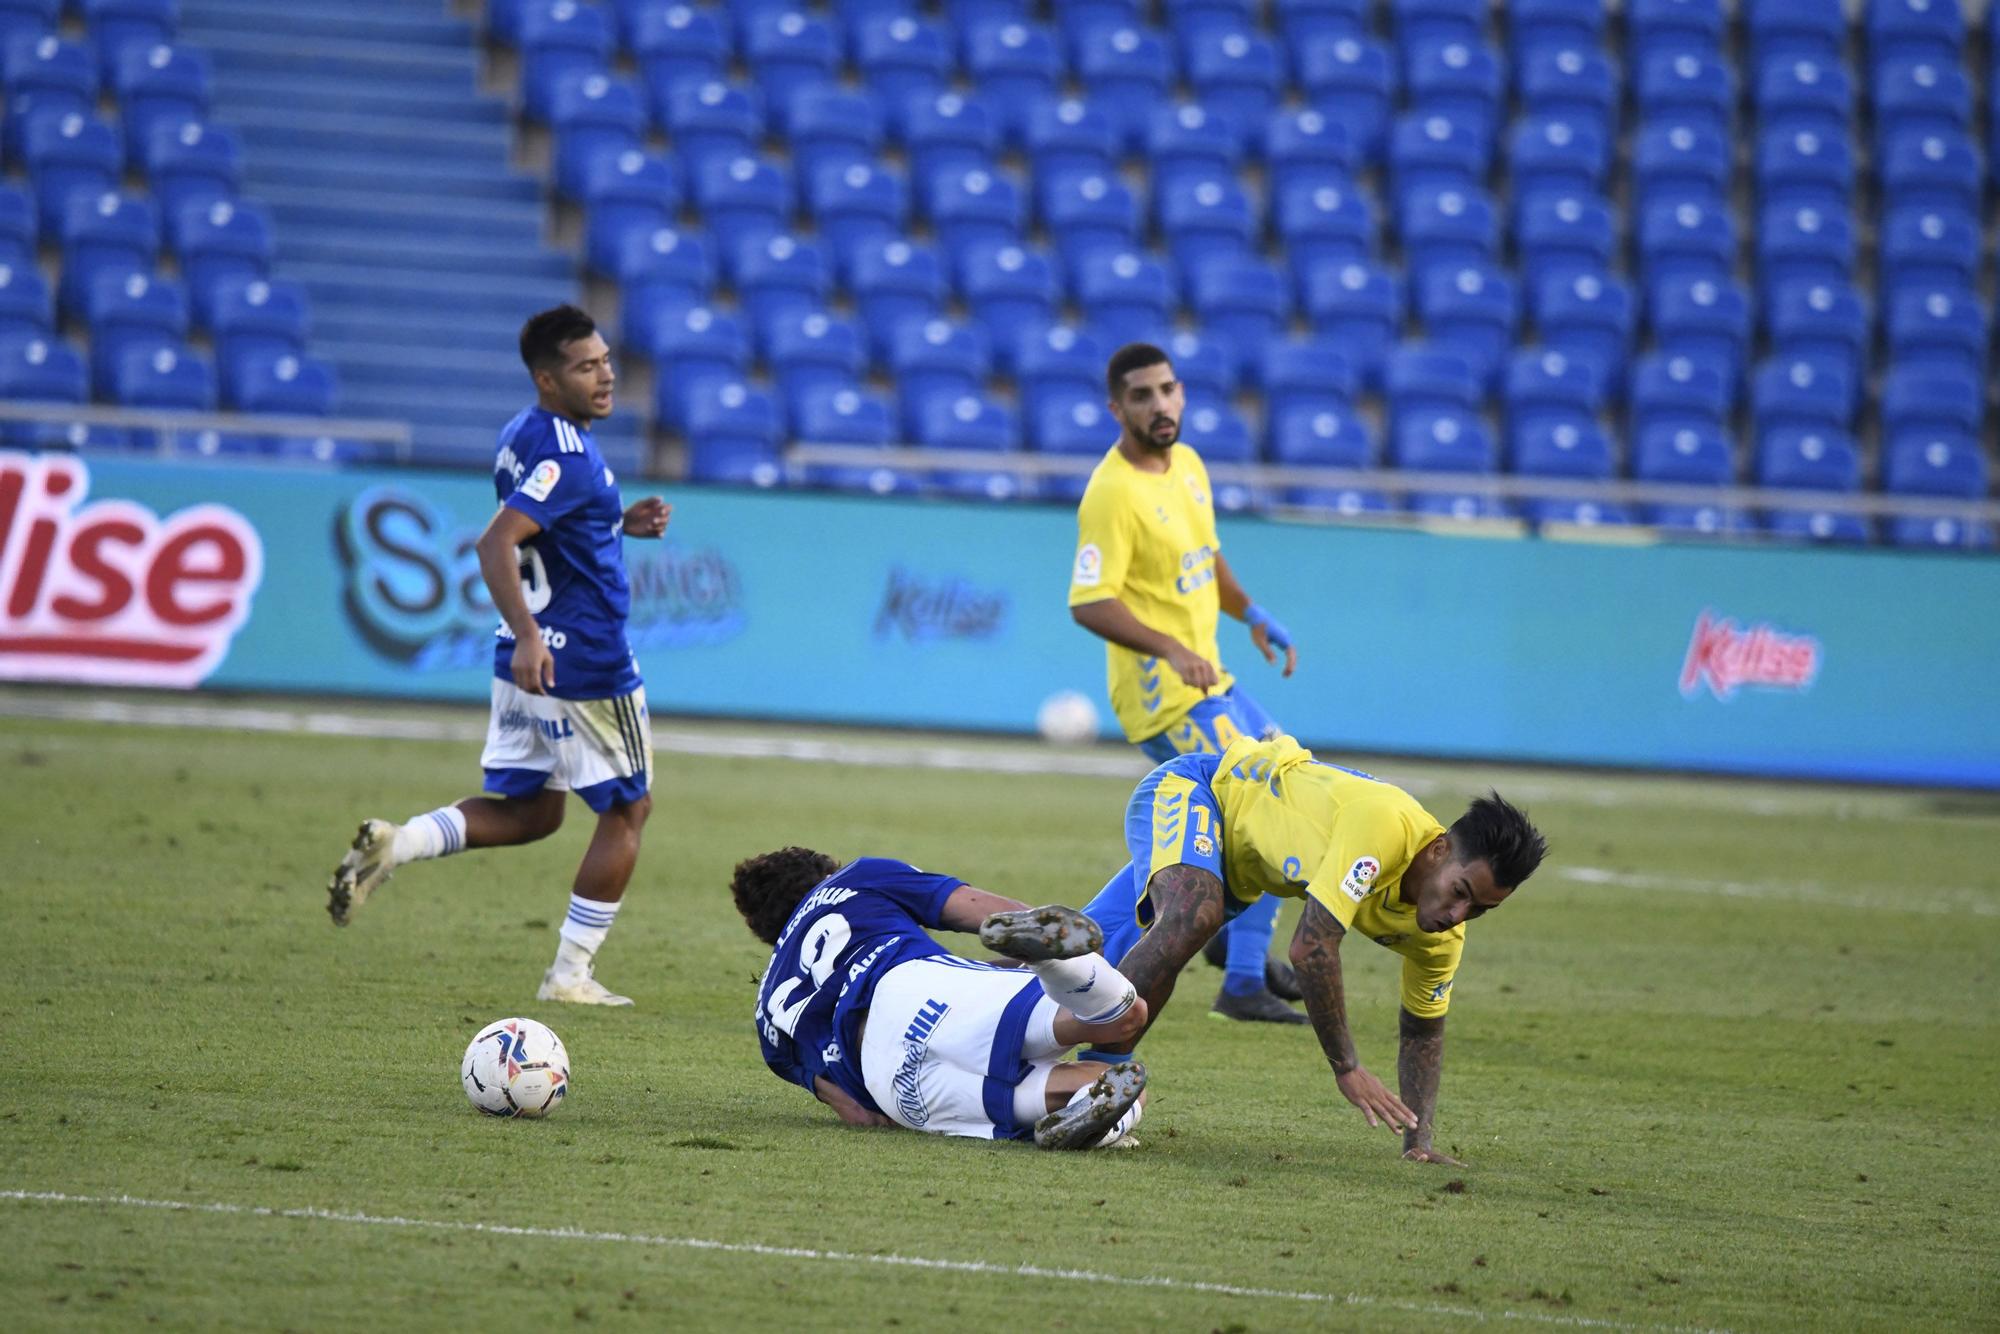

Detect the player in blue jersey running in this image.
[327,305,672,1007]
[733,848,1150,1149]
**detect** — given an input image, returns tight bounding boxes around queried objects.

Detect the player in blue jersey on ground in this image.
[327,305,671,1007]
[733,847,1150,1149]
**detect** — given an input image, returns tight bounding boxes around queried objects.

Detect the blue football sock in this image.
[1081,862,1144,967]
[1222,892,1281,996]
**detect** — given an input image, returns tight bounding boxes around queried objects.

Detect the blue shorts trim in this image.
[982,977,1048,1141]
[1137,686,1283,764]
[574,772,649,813]
[483,766,552,798]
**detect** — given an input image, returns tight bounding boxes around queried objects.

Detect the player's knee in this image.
[614,792,652,828]
[1103,996,1149,1043]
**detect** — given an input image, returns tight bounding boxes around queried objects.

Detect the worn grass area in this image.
[2,700,1996,1332]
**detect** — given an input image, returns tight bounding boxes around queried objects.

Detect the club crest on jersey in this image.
[1193,833,1213,857]
[1073,542,1103,587]
[1340,855,1380,903]
[522,459,561,502]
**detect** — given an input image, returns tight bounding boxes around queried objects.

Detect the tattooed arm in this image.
[1396,1008,1461,1164]
[1090,864,1227,1053]
[1289,898,1419,1135]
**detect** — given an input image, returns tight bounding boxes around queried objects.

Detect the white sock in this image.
[390,807,466,863]
[1032,952,1135,1025]
[553,895,621,976]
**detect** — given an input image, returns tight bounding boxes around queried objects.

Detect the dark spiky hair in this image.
[518,304,598,373]
[1106,341,1171,396]
[730,846,841,945]
[1448,793,1547,889]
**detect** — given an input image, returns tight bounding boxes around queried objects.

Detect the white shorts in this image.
[479,679,652,813]
[860,955,1069,1141]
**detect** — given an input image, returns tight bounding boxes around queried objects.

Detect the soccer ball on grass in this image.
[461,1017,570,1118]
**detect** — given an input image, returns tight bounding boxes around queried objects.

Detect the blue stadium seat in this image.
[23,109,119,233]
[1634,422,1734,485]
[1022,96,1117,182]
[517,1,612,125]
[901,90,999,184]
[1746,0,1843,67]
[1753,56,1853,139]
[1261,335,1359,421]
[1637,198,1736,292]
[207,275,308,366]
[1074,22,1170,154]
[0,182,31,268]
[142,119,241,223]
[632,2,726,106]
[1652,275,1751,389]
[0,333,86,445]
[114,340,214,410]
[1158,174,1253,274]
[1873,56,1971,149]
[890,317,990,438]
[1637,51,1735,134]
[685,379,784,487]
[228,350,338,417]
[1399,184,1498,285]
[1880,205,1979,294]
[1504,345,1603,440]
[111,41,208,161]
[1527,498,1634,528]
[1274,177,1376,273]
[1764,280,1867,384]
[616,224,713,350]
[1757,424,1859,491]
[0,256,50,339]
[793,383,911,498]
[1513,190,1614,290]
[1161,328,1238,404]
[1756,201,1855,299]
[1750,355,1854,434]
[662,80,763,177]
[1391,0,1484,53]
[1188,254,1287,379]
[1761,507,1869,546]
[919,393,1027,502]
[1632,121,1731,214]
[1886,514,1994,551]
[1878,129,1980,213]
[959,240,1059,336]
[1883,430,1987,497]
[1302,260,1402,387]
[807,161,907,279]
[1384,341,1481,421]
[1880,363,1983,439]
[1866,0,1965,69]
[1417,263,1516,384]
[0,0,57,48]
[1886,287,1988,375]
[1034,391,1113,456]
[1512,417,1613,480]
[766,309,866,408]
[1041,170,1139,272]
[850,237,946,362]
[1269,400,1372,469]
[1013,322,1106,418]
[926,165,1024,262]
[1297,34,1395,159]
[743,10,840,128]
[1642,503,1755,535]
[1404,39,1503,147]
[964,18,1061,146]
[1263,106,1360,197]
[733,232,829,332]
[581,150,681,276]
[85,268,183,395]
[649,303,749,425]
[78,0,169,65]
[1163,0,1257,34]
[1510,0,1604,61]
[1184,26,1280,150]
[1389,112,1488,198]
[1509,116,1607,199]
[1179,401,1255,470]
[1517,46,1614,139]
[57,190,155,315]
[1393,408,1496,474]
[1629,0,1724,61]
[853,15,950,125]
[1274,0,1368,44]
[1532,268,1633,392]
[944,0,1033,26]
[1056,1,1142,48]
[693,154,791,250]
[1076,249,1175,348]
[1755,126,1857,212]
[2,32,95,159]
[788,86,887,186]
[1147,102,1241,192]
[175,198,270,321]
[1630,352,1731,440]
[548,72,645,199]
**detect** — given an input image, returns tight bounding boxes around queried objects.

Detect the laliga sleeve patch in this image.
[1340,855,1380,904]
[1073,542,1103,587]
[521,459,561,502]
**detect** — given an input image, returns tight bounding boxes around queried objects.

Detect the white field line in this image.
[1558,865,2000,918]
[1,1189,1730,1334]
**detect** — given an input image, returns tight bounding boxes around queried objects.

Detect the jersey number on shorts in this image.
[517,547,553,615]
[764,913,852,1037]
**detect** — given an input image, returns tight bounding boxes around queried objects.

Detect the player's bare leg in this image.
[327,790,565,925]
[539,793,650,1006]
[1088,864,1228,1053]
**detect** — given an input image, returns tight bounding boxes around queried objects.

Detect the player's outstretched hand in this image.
[1244,603,1298,678]
[1165,642,1220,692]
[1402,1145,1465,1166]
[623,497,671,538]
[1335,1065,1418,1133]
[512,635,556,695]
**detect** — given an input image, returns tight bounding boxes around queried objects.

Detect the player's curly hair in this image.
[519,303,597,372]
[731,846,841,945]
[1448,792,1548,889]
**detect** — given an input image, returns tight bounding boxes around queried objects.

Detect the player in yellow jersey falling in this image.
[1068,343,1307,1024]
[1079,735,1547,1164]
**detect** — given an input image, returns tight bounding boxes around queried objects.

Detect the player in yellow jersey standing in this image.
[1079,735,1547,1162]
[1067,342,1306,1024]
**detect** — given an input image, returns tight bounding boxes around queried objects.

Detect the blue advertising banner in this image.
[3,449,1995,787]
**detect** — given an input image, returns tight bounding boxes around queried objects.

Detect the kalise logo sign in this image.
[0,451,264,687]
[1679,609,1821,702]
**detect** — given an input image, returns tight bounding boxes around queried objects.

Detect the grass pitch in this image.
[2,690,1996,1332]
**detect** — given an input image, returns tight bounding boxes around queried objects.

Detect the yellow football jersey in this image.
[1209,736,1464,1017]
[1067,443,1235,742]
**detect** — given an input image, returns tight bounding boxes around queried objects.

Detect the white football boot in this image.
[327,819,397,926]
[537,966,634,1007]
